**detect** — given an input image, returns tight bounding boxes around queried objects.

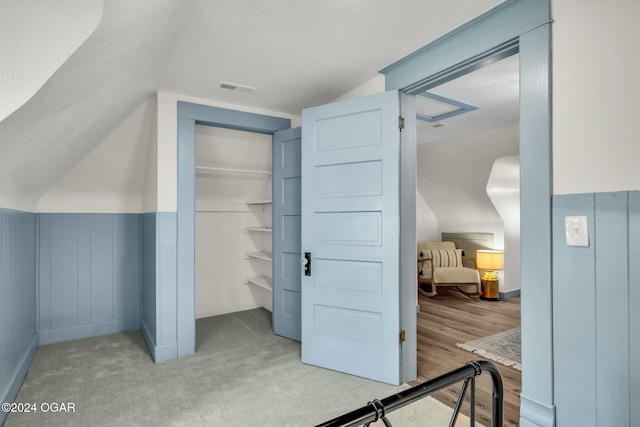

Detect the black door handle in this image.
[303,252,311,276]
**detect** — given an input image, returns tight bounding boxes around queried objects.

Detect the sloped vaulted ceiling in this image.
[0,0,103,122]
[0,0,186,210]
[0,0,500,211]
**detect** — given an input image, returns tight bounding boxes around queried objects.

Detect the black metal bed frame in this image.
[315,360,503,427]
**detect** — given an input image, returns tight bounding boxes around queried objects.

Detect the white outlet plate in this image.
[565,216,589,247]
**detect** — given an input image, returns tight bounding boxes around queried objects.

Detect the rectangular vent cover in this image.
[219,81,258,93]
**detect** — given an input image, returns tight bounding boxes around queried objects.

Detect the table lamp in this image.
[476,250,504,301]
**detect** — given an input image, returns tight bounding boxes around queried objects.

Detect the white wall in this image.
[141,95,159,213]
[416,191,439,241]
[416,124,519,248]
[552,0,640,194]
[195,126,273,318]
[331,75,385,103]
[0,0,103,122]
[486,156,520,293]
[37,98,155,213]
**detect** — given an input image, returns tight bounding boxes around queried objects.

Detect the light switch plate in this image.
[565,216,589,247]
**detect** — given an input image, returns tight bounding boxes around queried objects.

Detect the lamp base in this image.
[480,278,500,301]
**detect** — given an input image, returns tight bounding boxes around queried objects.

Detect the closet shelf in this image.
[245,251,273,262]
[245,227,272,233]
[245,200,272,205]
[195,165,272,175]
[244,276,272,291]
[196,202,253,212]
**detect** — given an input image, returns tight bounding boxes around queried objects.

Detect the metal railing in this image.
[315,360,503,427]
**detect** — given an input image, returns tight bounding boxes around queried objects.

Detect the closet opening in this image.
[194,125,275,348]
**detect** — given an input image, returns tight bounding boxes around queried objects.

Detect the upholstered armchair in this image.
[417,241,481,297]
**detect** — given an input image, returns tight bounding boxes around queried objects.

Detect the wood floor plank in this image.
[413,288,521,427]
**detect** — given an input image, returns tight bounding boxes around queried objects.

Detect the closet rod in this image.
[195,165,272,175]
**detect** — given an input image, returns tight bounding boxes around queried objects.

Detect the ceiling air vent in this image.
[432,122,447,128]
[218,81,258,94]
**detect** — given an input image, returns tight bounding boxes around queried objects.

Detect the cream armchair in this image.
[417,241,481,297]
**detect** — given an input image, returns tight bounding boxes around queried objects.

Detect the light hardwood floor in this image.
[413,288,521,427]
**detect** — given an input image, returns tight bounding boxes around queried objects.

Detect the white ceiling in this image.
[0,0,504,209]
[156,0,504,113]
[417,53,520,144]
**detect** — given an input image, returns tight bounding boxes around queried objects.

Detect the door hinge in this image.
[399,329,406,345]
[398,116,405,131]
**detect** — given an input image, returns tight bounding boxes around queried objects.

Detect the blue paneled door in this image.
[301,91,409,385]
[272,127,302,341]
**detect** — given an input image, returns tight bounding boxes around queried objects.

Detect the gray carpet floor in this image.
[4,309,414,426]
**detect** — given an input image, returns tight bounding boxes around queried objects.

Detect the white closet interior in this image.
[195,125,273,319]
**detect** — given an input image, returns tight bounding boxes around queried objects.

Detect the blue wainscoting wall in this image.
[141,212,157,349]
[140,212,177,362]
[38,214,141,345]
[0,208,38,426]
[2,210,176,421]
[553,191,639,427]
